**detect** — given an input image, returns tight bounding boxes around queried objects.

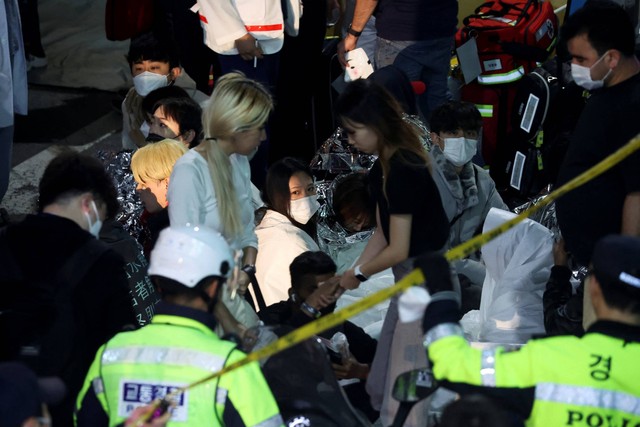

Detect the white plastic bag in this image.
[478,208,554,344]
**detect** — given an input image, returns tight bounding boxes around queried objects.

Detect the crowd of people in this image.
[1,0,639,426]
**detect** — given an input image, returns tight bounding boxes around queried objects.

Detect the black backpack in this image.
[499,57,587,202]
[0,226,109,376]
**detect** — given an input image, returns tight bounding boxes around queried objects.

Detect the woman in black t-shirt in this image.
[336,78,449,290]
[335,78,450,425]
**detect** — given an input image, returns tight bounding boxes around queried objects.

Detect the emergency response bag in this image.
[456,0,559,85]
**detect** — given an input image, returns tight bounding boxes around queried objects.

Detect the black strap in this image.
[246,270,267,312]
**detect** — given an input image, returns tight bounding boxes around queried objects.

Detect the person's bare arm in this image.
[621,192,640,236]
[337,0,378,67]
[340,212,411,290]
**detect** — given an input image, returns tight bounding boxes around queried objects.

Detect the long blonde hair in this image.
[198,72,274,239]
[131,138,188,184]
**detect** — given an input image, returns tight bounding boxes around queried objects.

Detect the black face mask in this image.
[146,133,165,143]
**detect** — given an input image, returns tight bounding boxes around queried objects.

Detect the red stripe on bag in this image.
[199,14,208,24]
[245,24,283,31]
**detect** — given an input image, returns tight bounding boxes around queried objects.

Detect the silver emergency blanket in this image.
[310,114,431,269]
[98,149,146,243]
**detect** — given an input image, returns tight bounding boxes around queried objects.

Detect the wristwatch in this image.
[241,264,256,276]
[301,301,321,318]
[347,23,363,38]
[354,264,369,282]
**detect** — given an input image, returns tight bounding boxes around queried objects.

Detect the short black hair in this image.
[153,97,203,148]
[38,151,119,219]
[332,172,375,230]
[126,31,180,69]
[440,394,510,427]
[429,101,483,134]
[289,251,337,292]
[151,275,224,301]
[561,0,636,57]
[142,85,190,118]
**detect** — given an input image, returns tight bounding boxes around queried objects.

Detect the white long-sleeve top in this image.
[255,209,319,306]
[167,149,258,251]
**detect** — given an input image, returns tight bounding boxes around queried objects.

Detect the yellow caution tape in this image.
[166,133,640,401]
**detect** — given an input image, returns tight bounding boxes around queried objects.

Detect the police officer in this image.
[416,234,640,426]
[75,225,284,427]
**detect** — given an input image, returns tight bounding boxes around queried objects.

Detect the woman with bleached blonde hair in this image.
[167,71,274,333]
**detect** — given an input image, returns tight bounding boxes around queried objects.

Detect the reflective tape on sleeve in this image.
[536,383,640,415]
[423,323,464,347]
[92,377,104,395]
[480,349,497,387]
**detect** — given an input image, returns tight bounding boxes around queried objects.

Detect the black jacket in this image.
[0,213,137,427]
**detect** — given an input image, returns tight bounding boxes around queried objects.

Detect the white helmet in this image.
[148,225,233,287]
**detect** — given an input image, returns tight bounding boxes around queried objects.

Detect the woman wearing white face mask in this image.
[428,101,507,306]
[255,157,322,306]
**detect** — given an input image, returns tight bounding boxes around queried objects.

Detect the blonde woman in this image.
[167,71,274,332]
[130,139,188,257]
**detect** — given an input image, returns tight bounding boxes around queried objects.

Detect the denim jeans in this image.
[376,36,454,121]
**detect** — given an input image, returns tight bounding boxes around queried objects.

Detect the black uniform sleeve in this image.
[543,266,584,336]
[75,385,109,427]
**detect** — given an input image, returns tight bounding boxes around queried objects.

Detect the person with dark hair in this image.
[76,225,283,426]
[555,0,640,269]
[0,362,66,427]
[332,172,376,234]
[368,65,421,118]
[0,151,137,427]
[417,234,640,427]
[439,394,512,427]
[259,250,379,422]
[122,31,183,150]
[147,96,203,148]
[429,100,507,310]
[255,157,321,306]
[336,78,449,426]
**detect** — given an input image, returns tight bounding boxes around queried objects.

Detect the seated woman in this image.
[255,157,322,306]
[130,138,188,257]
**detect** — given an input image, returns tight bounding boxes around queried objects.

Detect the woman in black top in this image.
[337,78,449,290]
[335,78,450,426]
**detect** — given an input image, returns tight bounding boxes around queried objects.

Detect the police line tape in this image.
[164,133,640,405]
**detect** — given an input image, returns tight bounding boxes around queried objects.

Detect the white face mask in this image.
[84,200,103,238]
[442,137,477,167]
[289,195,320,224]
[133,71,169,96]
[570,52,612,90]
